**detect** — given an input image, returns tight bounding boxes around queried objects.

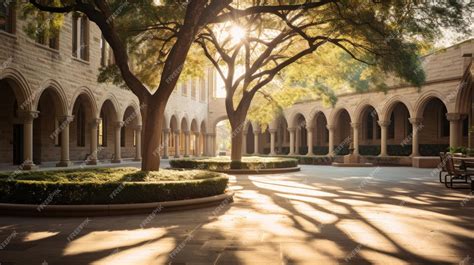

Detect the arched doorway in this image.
[293,114,307,155]
[98,100,118,161]
[359,106,380,156]
[122,106,140,159]
[215,119,231,156]
[0,79,22,165]
[419,98,449,156]
[386,102,411,156]
[245,123,255,155]
[276,117,289,154]
[334,109,351,155]
[312,112,329,155]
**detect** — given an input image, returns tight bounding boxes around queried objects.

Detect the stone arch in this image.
[98,93,120,122]
[170,115,179,131]
[32,79,68,116]
[329,107,352,127]
[190,118,199,133]
[287,111,309,128]
[0,68,33,111]
[212,114,228,133]
[308,109,327,128]
[200,120,207,134]
[380,95,414,121]
[454,68,472,115]
[120,101,142,126]
[69,87,98,118]
[413,91,448,119]
[353,101,379,124]
[180,116,189,132]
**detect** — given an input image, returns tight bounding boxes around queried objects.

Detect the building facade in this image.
[0,4,473,169]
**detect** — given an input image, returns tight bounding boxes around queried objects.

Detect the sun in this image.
[229,25,246,43]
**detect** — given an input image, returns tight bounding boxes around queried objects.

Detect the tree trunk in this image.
[229,112,246,169]
[141,97,166,171]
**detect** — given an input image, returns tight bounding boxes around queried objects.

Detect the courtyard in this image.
[0,164,472,265]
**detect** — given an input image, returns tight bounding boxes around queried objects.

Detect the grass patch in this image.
[170,156,298,170]
[0,168,228,205]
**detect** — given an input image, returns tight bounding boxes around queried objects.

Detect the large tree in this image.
[196,0,473,167]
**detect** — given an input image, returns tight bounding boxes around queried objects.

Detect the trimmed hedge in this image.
[0,168,228,205]
[170,156,298,170]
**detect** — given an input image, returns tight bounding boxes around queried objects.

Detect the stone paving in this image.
[0,165,473,264]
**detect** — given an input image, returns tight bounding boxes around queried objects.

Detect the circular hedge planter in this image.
[0,168,229,205]
[170,156,299,174]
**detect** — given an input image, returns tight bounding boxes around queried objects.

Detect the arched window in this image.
[72,13,89,61]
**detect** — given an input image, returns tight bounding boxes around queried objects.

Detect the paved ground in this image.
[0,165,473,264]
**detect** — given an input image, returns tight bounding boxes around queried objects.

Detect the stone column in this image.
[378,120,390,156]
[446,113,461,148]
[57,115,74,167]
[409,118,423,157]
[254,130,260,155]
[184,131,190,157]
[269,129,277,155]
[194,133,200,156]
[288,127,296,155]
[327,124,335,156]
[174,130,180,158]
[351,123,360,155]
[87,118,101,165]
[202,133,207,156]
[112,121,124,163]
[242,133,247,155]
[21,111,39,170]
[134,125,142,161]
[307,127,314,156]
[162,128,170,159]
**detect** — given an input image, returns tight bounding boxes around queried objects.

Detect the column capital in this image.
[19,110,39,122]
[183,130,190,135]
[206,132,216,137]
[163,128,170,133]
[194,131,200,136]
[409,117,423,125]
[115,121,124,128]
[174,129,181,134]
[134,125,142,131]
[326,124,336,131]
[446,113,462,121]
[57,115,74,123]
[350,123,360,129]
[377,120,391,127]
[269,128,277,133]
[90,118,102,126]
[288,127,296,133]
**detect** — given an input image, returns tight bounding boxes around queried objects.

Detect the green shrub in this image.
[0,168,228,205]
[170,156,298,171]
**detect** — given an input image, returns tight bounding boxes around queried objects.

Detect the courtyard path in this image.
[0,165,473,264]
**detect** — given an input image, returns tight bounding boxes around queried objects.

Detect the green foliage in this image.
[21,0,64,40]
[170,156,298,171]
[0,168,228,204]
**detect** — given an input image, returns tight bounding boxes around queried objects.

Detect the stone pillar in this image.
[446,113,461,149]
[162,128,170,159]
[307,127,314,156]
[254,130,260,155]
[184,131,190,157]
[194,133,200,156]
[112,121,124,163]
[21,111,39,170]
[378,120,390,156]
[202,133,207,156]
[269,129,277,155]
[87,118,101,165]
[409,118,423,157]
[134,125,142,161]
[57,115,74,167]
[327,125,335,156]
[288,127,296,155]
[351,123,360,155]
[174,130,180,158]
[242,133,247,155]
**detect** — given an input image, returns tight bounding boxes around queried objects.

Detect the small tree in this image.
[197,0,472,167]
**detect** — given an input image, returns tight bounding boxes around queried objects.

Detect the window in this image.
[72,13,89,60]
[0,3,15,33]
[182,82,187,96]
[76,107,86,147]
[200,77,206,101]
[191,79,197,99]
[99,111,107,147]
[388,113,395,139]
[36,27,59,50]
[120,126,126,147]
[100,35,114,66]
